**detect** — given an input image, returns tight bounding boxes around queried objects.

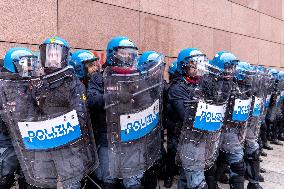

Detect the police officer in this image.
[213,54,252,189]
[244,64,263,189]
[88,36,148,189]
[259,66,274,151]
[266,69,283,145]
[163,59,179,188]
[0,47,36,189]
[1,37,98,189]
[276,71,284,141]
[69,50,100,86]
[168,48,230,189]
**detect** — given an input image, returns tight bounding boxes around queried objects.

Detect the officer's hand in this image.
[117,91,132,104]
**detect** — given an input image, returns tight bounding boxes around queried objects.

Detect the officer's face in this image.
[223,64,235,80]
[115,48,138,67]
[186,61,197,77]
[85,60,101,75]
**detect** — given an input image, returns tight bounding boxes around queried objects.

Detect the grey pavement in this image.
[157,142,284,189]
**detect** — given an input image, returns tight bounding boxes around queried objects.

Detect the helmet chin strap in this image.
[111,66,136,74]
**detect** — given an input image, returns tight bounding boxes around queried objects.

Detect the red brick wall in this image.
[1,0,284,68]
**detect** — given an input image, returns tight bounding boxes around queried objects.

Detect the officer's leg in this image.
[183,169,207,189]
[266,119,273,141]
[214,150,229,184]
[227,149,245,189]
[164,127,178,188]
[0,145,19,189]
[244,141,263,189]
[64,182,81,189]
[142,144,166,189]
[260,121,273,150]
[123,173,143,189]
[95,146,116,188]
[278,115,284,141]
[177,168,188,189]
[205,162,218,189]
[271,119,283,145]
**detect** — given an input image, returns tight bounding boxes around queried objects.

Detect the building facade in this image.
[0,0,284,68]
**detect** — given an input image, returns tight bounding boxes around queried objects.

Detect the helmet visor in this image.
[16,55,43,77]
[40,43,69,70]
[182,55,209,77]
[113,48,138,68]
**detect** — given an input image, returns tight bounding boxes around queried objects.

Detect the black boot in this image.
[219,173,229,184]
[259,174,264,182]
[128,185,143,189]
[278,133,284,141]
[271,139,283,145]
[142,166,158,189]
[260,150,267,157]
[260,168,266,173]
[164,176,173,188]
[245,151,261,188]
[229,175,244,189]
[205,176,218,189]
[267,132,272,141]
[102,182,116,189]
[247,182,263,189]
[262,143,273,150]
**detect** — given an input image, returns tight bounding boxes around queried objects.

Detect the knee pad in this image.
[230,160,245,177]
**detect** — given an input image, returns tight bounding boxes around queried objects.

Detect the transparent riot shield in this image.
[220,63,253,154]
[0,66,98,188]
[176,61,232,171]
[246,67,265,149]
[103,58,164,178]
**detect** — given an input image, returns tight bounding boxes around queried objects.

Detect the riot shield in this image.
[176,62,231,171]
[266,77,281,123]
[0,66,98,188]
[246,67,265,148]
[220,64,253,154]
[103,58,164,178]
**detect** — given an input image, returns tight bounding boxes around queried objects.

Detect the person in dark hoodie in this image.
[163,59,179,188]
[69,49,100,87]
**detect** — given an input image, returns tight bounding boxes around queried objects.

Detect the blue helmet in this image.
[106,36,138,67]
[210,51,238,72]
[39,36,71,69]
[137,51,162,72]
[256,65,266,73]
[235,61,251,81]
[278,71,284,81]
[42,36,70,48]
[169,60,177,75]
[69,50,99,78]
[268,68,278,80]
[4,47,35,73]
[176,48,206,75]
